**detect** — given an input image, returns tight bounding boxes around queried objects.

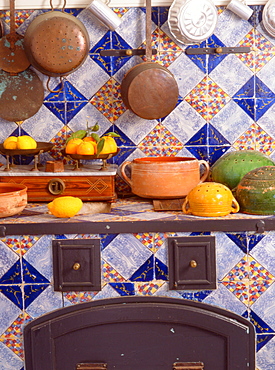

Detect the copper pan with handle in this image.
[0,0,30,74]
[23,0,90,78]
[120,0,179,120]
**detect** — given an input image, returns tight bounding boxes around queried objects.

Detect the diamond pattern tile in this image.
[136,281,164,295]
[185,76,230,120]
[90,77,126,123]
[233,122,275,154]
[1,236,39,256]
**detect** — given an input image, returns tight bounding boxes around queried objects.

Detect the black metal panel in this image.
[52,239,101,291]
[168,236,216,290]
[24,297,255,370]
[1,217,275,236]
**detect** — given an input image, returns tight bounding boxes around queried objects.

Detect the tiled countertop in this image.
[0,197,275,236]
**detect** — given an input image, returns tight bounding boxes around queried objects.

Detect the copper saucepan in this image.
[120,0,179,120]
[23,0,90,78]
[0,0,30,74]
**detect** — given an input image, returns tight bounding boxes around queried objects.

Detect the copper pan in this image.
[120,0,179,120]
[0,68,44,122]
[0,0,30,74]
[24,0,90,78]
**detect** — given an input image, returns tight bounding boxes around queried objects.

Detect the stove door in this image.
[24,297,255,370]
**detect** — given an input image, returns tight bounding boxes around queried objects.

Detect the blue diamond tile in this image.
[45,82,65,102]
[158,7,169,27]
[22,259,50,284]
[243,309,275,351]
[208,123,231,145]
[90,31,132,76]
[181,290,213,302]
[207,35,227,73]
[248,234,266,252]
[256,76,275,98]
[151,7,159,26]
[155,257,168,280]
[44,102,66,123]
[255,98,275,120]
[232,98,255,120]
[226,233,248,253]
[109,282,135,296]
[0,260,21,284]
[185,124,208,146]
[208,146,231,166]
[64,8,83,16]
[130,256,154,282]
[185,42,207,73]
[234,76,254,99]
[186,146,209,161]
[248,5,264,27]
[113,147,136,166]
[0,285,23,309]
[24,284,49,309]
[100,234,117,251]
[67,101,88,124]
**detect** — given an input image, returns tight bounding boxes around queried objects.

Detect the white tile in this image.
[102,233,152,279]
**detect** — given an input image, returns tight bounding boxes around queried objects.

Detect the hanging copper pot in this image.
[0,0,30,74]
[120,0,179,120]
[23,0,90,77]
[0,68,44,122]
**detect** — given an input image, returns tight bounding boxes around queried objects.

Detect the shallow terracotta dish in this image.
[0,183,28,218]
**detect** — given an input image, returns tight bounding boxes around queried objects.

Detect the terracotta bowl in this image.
[0,183,28,218]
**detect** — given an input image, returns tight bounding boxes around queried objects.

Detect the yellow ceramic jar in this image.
[182,182,240,217]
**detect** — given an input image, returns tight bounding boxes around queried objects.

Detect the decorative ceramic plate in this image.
[168,0,218,44]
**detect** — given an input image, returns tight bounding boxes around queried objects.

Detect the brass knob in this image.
[73,262,81,270]
[125,49,133,56]
[215,47,223,54]
[48,178,66,195]
[190,260,197,268]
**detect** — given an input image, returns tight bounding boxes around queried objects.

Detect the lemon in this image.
[17,136,37,150]
[48,196,83,218]
[3,136,18,149]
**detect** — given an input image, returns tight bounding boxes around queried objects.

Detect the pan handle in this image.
[50,0,66,12]
[46,76,65,93]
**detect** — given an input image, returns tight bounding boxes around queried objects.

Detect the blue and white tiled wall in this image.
[0,4,275,369]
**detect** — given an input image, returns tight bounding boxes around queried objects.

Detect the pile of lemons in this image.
[3,136,37,150]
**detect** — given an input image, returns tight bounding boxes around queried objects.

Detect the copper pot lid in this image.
[168,0,218,45]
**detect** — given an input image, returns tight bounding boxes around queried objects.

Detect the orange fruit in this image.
[83,136,96,143]
[100,136,117,154]
[76,141,95,155]
[65,138,83,154]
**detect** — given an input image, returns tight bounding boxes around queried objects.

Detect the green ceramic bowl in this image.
[210,150,275,189]
[234,166,275,215]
